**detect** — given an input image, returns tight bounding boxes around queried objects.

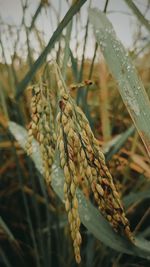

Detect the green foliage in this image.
[89,8,150,158]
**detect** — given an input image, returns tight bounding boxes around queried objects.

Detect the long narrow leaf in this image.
[123,190,150,209]
[89,8,150,158]
[16,0,87,99]
[61,20,73,80]
[124,0,150,32]
[0,217,16,242]
[104,125,135,162]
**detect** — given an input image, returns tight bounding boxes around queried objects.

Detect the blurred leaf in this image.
[89,8,150,159]
[70,48,79,81]
[16,0,87,99]
[9,121,150,260]
[131,153,150,179]
[77,14,90,105]
[29,2,43,31]
[124,0,150,32]
[104,125,135,162]
[61,20,73,80]
[124,191,150,209]
[0,82,9,119]
[0,216,16,242]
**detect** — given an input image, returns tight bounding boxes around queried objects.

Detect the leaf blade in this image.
[124,0,150,32]
[89,8,150,158]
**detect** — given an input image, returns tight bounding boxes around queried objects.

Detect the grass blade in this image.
[61,20,73,80]
[0,216,16,242]
[124,0,150,32]
[8,121,150,260]
[16,0,87,99]
[89,8,150,158]
[70,48,79,81]
[29,2,43,31]
[104,125,135,162]
[77,9,90,105]
[123,190,150,209]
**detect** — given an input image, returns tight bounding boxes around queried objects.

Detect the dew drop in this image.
[84,214,90,222]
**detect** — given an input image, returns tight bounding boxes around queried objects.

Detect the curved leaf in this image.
[89,8,150,159]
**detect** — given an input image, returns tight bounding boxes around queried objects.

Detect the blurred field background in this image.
[0,0,150,266]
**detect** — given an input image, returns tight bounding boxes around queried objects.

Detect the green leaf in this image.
[29,2,43,31]
[104,125,135,162]
[124,0,150,32]
[123,190,150,209]
[15,0,87,99]
[89,8,150,159]
[9,121,150,260]
[0,216,16,242]
[70,48,79,81]
[61,20,73,80]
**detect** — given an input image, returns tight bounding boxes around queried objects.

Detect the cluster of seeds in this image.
[26,83,56,185]
[57,97,82,263]
[55,63,133,263]
[26,63,133,264]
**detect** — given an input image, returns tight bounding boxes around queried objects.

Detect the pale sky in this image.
[0,0,149,63]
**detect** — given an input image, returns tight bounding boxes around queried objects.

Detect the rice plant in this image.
[1,1,150,266]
